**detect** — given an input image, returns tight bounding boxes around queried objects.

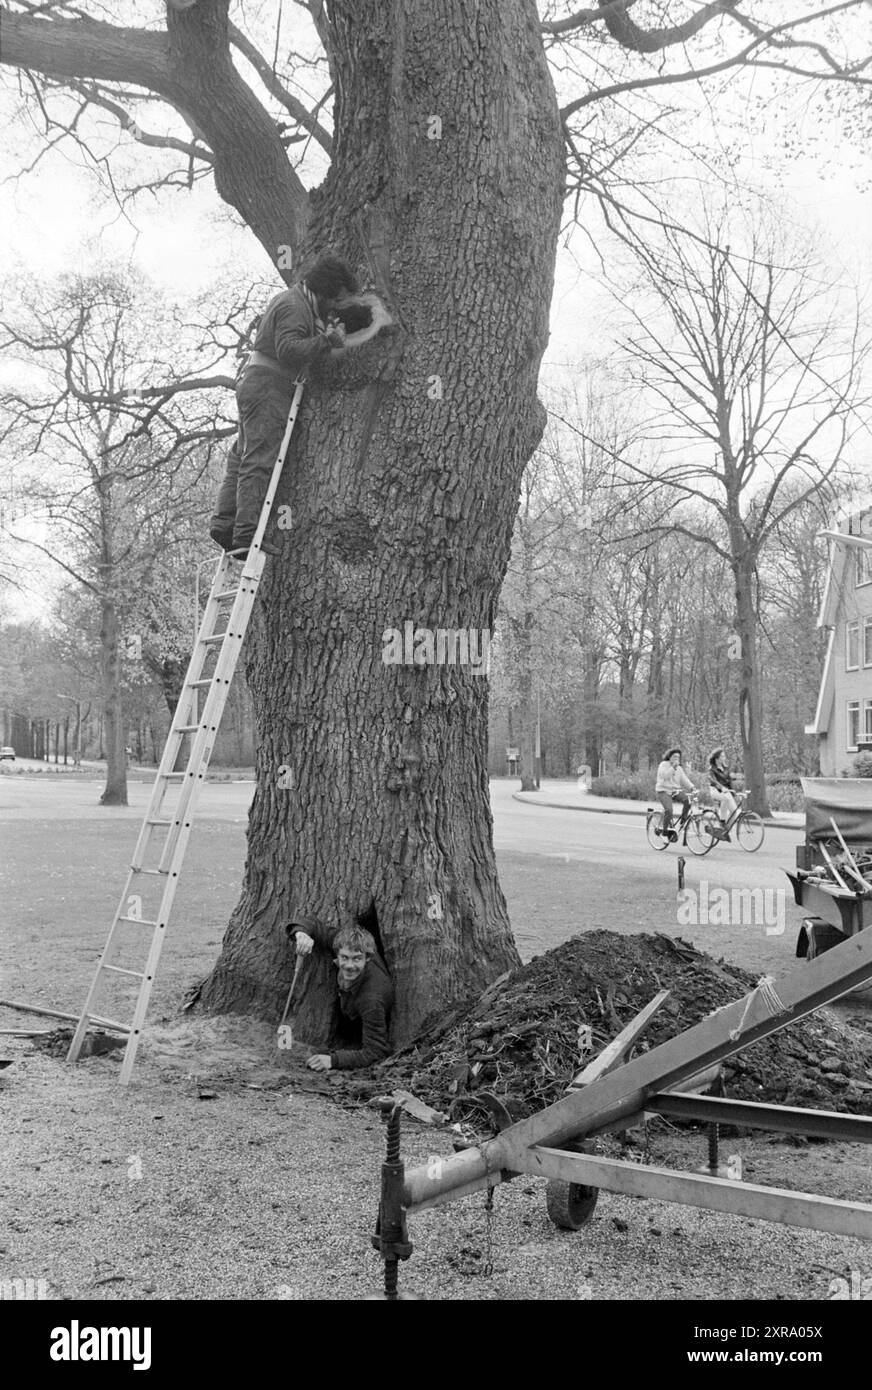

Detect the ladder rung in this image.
[163,772,187,779]
[188,679,214,690]
[216,587,239,600]
[118,915,159,926]
[175,724,200,734]
[146,818,173,827]
[133,868,169,876]
[102,965,146,979]
[202,632,229,645]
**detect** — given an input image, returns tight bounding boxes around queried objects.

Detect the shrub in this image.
[852,752,872,779]
[591,769,711,802]
[767,781,805,813]
[591,771,652,800]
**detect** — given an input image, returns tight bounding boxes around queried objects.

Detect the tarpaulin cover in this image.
[801,777,872,843]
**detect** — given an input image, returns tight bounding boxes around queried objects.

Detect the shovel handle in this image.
[279,952,306,1028]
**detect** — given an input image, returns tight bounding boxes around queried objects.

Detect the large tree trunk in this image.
[99,594,128,806]
[733,558,771,819]
[198,0,564,1043]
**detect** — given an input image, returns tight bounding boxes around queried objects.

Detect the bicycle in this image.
[701,788,765,853]
[646,792,719,857]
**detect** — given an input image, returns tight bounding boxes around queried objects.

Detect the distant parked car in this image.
[0,746,16,761]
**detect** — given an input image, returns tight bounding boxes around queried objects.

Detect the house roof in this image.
[817,511,872,629]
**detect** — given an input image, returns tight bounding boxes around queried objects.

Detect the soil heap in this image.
[365,931,872,1121]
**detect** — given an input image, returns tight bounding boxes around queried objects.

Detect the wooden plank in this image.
[819,842,852,895]
[570,990,670,1088]
[0,999,81,1023]
[402,925,872,1210]
[829,817,872,893]
[524,1148,872,1241]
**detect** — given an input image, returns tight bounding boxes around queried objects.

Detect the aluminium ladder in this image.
[67,377,306,1084]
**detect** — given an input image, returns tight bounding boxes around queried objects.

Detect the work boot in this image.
[210,527,234,552]
[230,536,281,561]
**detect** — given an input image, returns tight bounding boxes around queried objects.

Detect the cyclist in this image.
[654,747,694,840]
[708,746,738,841]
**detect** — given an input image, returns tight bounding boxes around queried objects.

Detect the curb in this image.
[511,790,802,831]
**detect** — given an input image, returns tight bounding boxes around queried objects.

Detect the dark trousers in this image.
[658,790,691,832]
[210,368,295,547]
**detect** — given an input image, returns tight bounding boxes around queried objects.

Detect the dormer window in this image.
[856,547,872,586]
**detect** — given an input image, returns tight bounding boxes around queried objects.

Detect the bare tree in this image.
[603,208,870,813]
[0,271,224,802]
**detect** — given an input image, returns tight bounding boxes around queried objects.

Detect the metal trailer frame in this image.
[398,927,872,1244]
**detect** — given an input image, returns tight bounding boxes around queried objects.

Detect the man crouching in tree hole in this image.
[209,253,361,561]
[286,919,394,1071]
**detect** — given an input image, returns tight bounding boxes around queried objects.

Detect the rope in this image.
[729,975,787,1042]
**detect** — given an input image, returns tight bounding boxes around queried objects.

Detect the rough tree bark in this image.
[195,0,565,1042]
[733,554,771,818]
[98,590,128,806]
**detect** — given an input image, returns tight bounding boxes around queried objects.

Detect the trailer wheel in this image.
[546,1178,599,1230]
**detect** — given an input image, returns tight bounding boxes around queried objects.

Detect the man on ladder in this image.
[210,253,360,561]
[66,254,385,1085]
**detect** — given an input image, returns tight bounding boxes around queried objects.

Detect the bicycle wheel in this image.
[685,810,717,856]
[736,811,765,852]
[646,809,669,851]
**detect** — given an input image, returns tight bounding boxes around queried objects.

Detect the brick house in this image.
[806,511,872,775]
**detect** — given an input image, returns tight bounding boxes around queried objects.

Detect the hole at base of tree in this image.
[356,900,385,963]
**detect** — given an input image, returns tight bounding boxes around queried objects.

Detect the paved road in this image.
[0,772,805,873]
[491,779,800,891]
[1,771,808,968]
[0,774,253,822]
[487,778,807,969]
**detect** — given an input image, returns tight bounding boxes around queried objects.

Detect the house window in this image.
[866,700,872,742]
[848,701,860,751]
[865,618,872,667]
[846,621,860,670]
[857,547,872,586]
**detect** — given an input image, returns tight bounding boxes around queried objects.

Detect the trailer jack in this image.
[365,1101,419,1300]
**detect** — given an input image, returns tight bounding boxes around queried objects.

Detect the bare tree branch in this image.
[227,20,332,154]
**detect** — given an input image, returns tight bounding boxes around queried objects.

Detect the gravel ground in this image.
[1,1016,870,1302]
[3,783,870,1302]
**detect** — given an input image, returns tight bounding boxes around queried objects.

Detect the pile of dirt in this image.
[364,932,872,1121]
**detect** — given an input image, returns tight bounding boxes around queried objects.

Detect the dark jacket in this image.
[284,918,394,1070]
[331,954,394,1070]
[709,761,734,791]
[253,285,330,374]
